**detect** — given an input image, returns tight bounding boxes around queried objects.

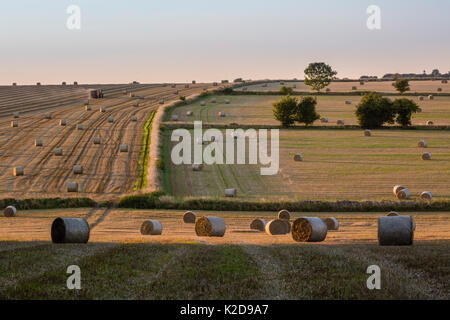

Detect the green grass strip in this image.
[134,111,156,191]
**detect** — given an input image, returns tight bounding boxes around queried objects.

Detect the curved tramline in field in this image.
[0,83,214,200]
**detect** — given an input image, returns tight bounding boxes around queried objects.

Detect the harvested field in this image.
[162,129,450,201]
[167,94,450,126]
[0,83,213,200]
[0,209,448,299]
[236,80,450,94]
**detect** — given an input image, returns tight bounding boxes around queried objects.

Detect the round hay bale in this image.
[195,216,226,237]
[35,138,43,147]
[4,206,17,217]
[93,137,101,144]
[387,211,399,216]
[213,82,218,86]
[323,217,339,230]
[108,116,114,123]
[11,120,18,127]
[420,191,432,201]
[278,209,290,220]
[426,120,434,126]
[84,104,91,111]
[120,144,128,153]
[183,211,196,224]
[171,115,179,121]
[54,148,63,156]
[13,112,20,118]
[360,81,365,85]
[320,117,328,123]
[77,124,84,130]
[73,165,83,175]
[171,84,176,88]
[352,86,357,90]
[192,164,203,171]
[393,185,405,196]
[218,112,226,117]
[59,119,67,126]
[225,99,230,104]
[337,119,345,125]
[45,113,52,119]
[67,182,78,192]
[51,218,90,243]
[291,217,328,242]
[378,216,414,246]
[345,100,352,105]
[211,98,217,103]
[250,218,266,232]
[265,219,288,236]
[186,111,193,116]
[13,166,24,176]
[131,115,137,121]
[428,95,434,100]
[133,102,139,107]
[397,189,411,200]
[422,152,432,160]
[174,90,179,95]
[99,107,106,113]
[364,129,371,137]
[200,101,206,106]
[418,140,427,148]
[225,188,236,197]
[437,88,442,92]
[159,99,164,105]
[185,84,190,88]
[442,80,448,84]
[140,220,163,235]
[419,96,424,101]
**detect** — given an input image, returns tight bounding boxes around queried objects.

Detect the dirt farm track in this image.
[0,83,212,200]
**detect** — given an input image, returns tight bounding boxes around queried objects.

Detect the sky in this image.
[0,0,449,84]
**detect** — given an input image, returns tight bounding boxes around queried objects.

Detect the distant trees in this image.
[355,92,419,128]
[304,62,337,92]
[393,78,410,94]
[279,86,293,95]
[273,96,320,127]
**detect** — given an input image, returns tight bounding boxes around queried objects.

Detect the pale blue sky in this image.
[1,0,449,84]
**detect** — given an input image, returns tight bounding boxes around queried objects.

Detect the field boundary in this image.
[229,90,450,97]
[134,111,157,191]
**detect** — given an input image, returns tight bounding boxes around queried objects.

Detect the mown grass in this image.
[134,111,156,191]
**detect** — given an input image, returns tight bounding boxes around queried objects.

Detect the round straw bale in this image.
[225,188,237,197]
[54,148,63,156]
[67,182,78,192]
[186,111,193,116]
[418,140,427,148]
[84,104,91,111]
[345,100,352,104]
[320,117,328,123]
[225,99,230,104]
[185,84,190,88]
[420,191,432,201]
[360,81,365,85]
[397,189,411,200]
[278,209,290,220]
[140,220,163,235]
[172,84,176,88]
[192,164,203,171]
[159,99,165,104]
[293,154,303,162]
[200,101,206,106]
[323,217,339,230]
[4,206,17,217]
[211,98,217,103]
[174,90,179,94]
[437,88,442,92]
[99,107,106,112]
[387,211,399,216]
[51,218,90,243]
[35,139,43,147]
[352,86,357,90]
[133,102,139,107]
[13,166,24,176]
[183,211,196,224]
[59,119,66,126]
[291,217,328,242]
[393,185,405,196]
[93,137,101,144]
[422,152,432,160]
[419,96,424,101]
[13,112,20,118]
[108,116,114,123]
[364,129,371,137]
[265,219,287,235]
[250,218,266,231]
[378,216,414,246]
[131,115,137,121]
[428,95,434,100]
[77,124,84,130]
[426,120,434,126]
[11,120,18,127]
[171,115,179,121]
[45,113,52,119]
[195,216,226,237]
[218,112,226,117]
[442,80,448,84]
[337,119,345,125]
[120,144,128,152]
[73,165,83,174]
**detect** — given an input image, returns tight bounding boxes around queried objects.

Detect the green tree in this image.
[393,98,420,127]
[355,92,396,128]
[280,86,293,95]
[394,78,410,94]
[295,96,320,126]
[304,62,337,92]
[273,95,298,127]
